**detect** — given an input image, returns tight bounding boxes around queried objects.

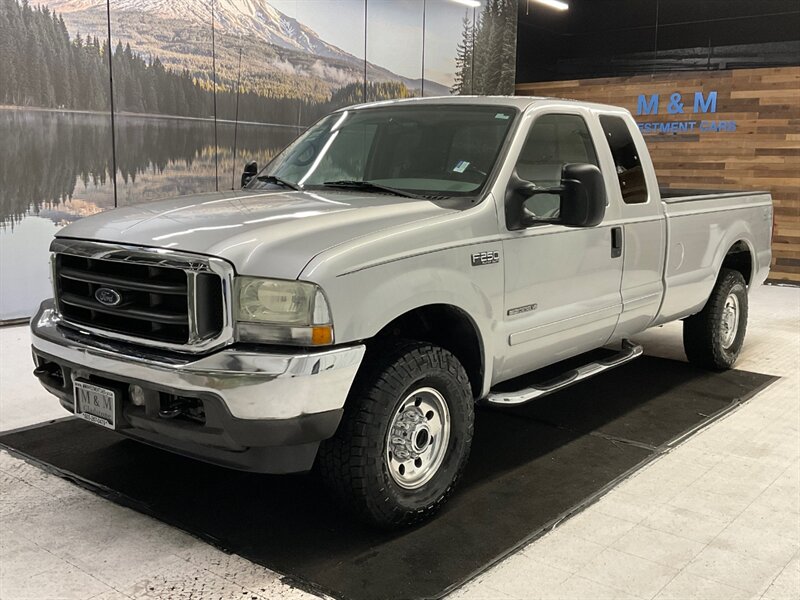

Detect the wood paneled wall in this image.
[516,67,800,284]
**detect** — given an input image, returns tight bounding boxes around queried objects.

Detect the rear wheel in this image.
[317,340,474,528]
[683,268,748,370]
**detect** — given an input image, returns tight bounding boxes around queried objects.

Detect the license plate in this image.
[74,381,116,429]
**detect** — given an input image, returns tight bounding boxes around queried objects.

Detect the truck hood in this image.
[56,189,456,279]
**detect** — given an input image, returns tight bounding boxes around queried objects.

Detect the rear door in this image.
[498,109,624,381]
[595,112,666,339]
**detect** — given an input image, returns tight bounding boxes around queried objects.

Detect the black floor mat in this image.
[0,357,776,600]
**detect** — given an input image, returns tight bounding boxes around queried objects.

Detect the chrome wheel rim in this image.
[721,293,740,349]
[386,387,451,490]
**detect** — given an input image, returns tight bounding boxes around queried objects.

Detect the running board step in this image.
[486,340,644,406]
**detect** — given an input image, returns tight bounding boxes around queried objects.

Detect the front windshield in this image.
[247,104,518,198]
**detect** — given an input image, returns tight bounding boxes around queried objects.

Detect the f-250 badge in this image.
[471,250,500,266]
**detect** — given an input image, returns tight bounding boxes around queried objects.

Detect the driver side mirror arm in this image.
[505,170,562,231]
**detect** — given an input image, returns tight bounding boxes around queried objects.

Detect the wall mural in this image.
[0,0,519,320]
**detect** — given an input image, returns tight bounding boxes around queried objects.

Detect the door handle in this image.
[611,226,623,258]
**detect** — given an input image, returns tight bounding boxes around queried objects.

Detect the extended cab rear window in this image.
[599,115,649,204]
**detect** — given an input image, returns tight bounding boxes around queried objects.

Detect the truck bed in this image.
[655,189,773,325]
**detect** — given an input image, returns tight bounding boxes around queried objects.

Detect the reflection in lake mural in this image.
[0,109,298,319]
[0,110,114,227]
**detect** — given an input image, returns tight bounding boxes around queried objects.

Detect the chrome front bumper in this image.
[31,300,365,420]
[30,300,366,473]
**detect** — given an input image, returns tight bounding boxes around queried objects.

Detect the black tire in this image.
[317,340,474,528]
[683,268,748,370]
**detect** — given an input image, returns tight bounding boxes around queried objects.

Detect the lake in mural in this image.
[0,108,299,319]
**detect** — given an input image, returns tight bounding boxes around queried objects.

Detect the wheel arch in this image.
[720,239,755,286]
[373,303,485,399]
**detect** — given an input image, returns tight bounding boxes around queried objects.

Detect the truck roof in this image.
[339,95,631,115]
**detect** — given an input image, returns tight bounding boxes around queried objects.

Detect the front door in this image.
[498,111,624,381]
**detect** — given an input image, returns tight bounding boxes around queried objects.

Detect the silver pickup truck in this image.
[31,97,772,527]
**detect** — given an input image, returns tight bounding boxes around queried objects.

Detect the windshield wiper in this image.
[322,180,422,199]
[256,174,302,191]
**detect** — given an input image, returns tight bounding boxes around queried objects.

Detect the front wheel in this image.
[683,268,748,370]
[317,341,474,528]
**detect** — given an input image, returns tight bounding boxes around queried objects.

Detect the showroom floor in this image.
[1,285,798,600]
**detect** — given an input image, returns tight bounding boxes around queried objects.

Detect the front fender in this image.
[298,197,505,396]
[318,257,503,397]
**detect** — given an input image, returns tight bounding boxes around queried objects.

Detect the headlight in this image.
[235,277,333,346]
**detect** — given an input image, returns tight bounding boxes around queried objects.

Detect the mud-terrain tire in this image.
[683,268,748,370]
[317,340,474,528]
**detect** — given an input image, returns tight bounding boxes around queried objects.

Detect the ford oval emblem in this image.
[95,287,122,307]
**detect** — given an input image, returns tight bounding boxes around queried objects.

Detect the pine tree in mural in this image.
[451,14,475,95]
[451,0,518,96]
[498,1,518,93]
[483,0,503,94]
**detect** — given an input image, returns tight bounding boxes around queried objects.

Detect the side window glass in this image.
[515,114,598,219]
[599,115,648,204]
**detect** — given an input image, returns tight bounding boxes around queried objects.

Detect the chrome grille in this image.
[51,240,233,352]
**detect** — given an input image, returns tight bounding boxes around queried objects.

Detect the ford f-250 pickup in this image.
[31,97,773,527]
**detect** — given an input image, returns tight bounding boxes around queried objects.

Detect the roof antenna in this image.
[231,46,243,190]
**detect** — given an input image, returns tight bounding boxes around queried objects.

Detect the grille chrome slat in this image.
[58,293,190,325]
[58,266,187,295]
[50,239,234,353]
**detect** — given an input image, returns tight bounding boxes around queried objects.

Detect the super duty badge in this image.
[471,250,500,266]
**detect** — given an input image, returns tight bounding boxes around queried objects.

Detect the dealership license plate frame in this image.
[74,380,117,430]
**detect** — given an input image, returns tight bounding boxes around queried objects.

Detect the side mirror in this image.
[559,163,606,227]
[241,161,258,188]
[505,163,606,230]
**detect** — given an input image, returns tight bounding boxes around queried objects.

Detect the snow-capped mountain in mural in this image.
[46,0,358,63]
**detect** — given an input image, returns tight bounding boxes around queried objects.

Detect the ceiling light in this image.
[533,0,569,10]
[450,0,482,7]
